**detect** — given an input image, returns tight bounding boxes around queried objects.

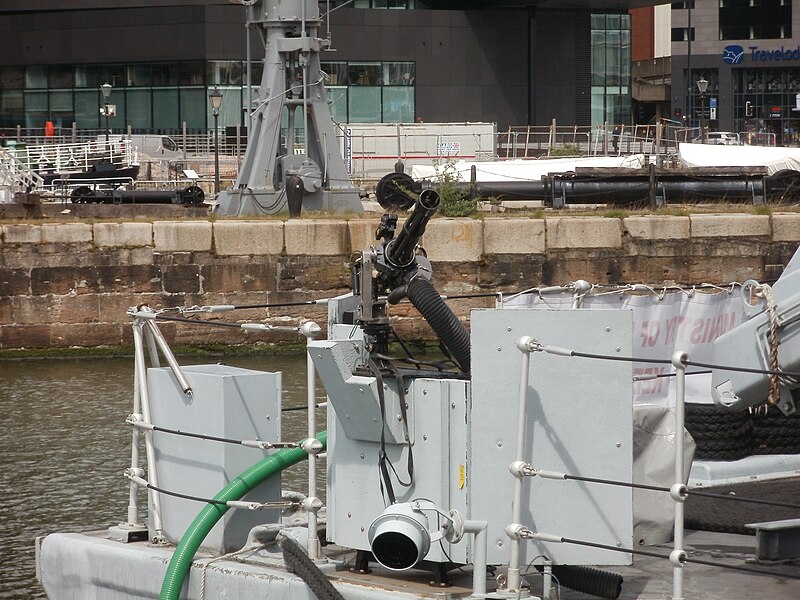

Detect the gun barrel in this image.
[385,189,440,268]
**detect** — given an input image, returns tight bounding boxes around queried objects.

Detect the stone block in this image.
[163,265,202,294]
[348,219,382,253]
[12,296,59,325]
[0,297,11,324]
[546,217,622,249]
[0,268,31,296]
[94,265,164,294]
[483,218,545,254]
[423,219,484,262]
[690,214,770,238]
[55,294,100,324]
[213,221,284,256]
[0,324,52,348]
[93,222,153,247]
[153,221,213,252]
[2,224,42,244]
[50,323,124,347]
[276,256,350,292]
[202,263,275,293]
[772,213,800,242]
[31,266,99,296]
[40,223,93,244]
[285,220,348,256]
[623,216,690,240]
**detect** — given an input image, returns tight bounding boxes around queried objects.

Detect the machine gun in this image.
[352,189,471,373]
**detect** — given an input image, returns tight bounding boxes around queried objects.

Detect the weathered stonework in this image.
[0,214,797,349]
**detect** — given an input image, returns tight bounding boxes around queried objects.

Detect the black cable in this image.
[549,471,800,510]
[570,350,673,365]
[558,536,800,580]
[140,481,227,507]
[683,358,800,379]
[685,488,800,510]
[151,313,247,328]
[145,423,296,449]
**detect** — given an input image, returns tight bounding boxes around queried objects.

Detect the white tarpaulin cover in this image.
[678,142,800,175]
[502,286,748,407]
[410,154,646,182]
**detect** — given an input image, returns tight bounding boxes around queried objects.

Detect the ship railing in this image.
[508,332,800,600]
[120,304,327,560]
[0,146,45,193]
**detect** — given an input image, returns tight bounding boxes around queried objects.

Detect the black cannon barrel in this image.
[384,189,440,269]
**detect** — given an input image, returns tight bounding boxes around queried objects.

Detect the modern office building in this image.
[671,0,800,144]
[0,1,666,134]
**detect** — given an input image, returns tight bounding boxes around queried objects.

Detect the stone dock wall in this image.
[1,214,798,350]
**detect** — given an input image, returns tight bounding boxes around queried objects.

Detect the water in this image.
[0,354,319,599]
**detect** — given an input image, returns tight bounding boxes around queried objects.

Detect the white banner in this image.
[502,289,747,406]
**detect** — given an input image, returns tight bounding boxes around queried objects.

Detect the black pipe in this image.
[406,276,470,374]
[536,564,623,600]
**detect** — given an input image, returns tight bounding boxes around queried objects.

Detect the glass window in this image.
[26,66,47,89]
[127,65,152,87]
[720,0,791,39]
[152,63,179,86]
[208,61,243,86]
[321,62,347,86]
[48,91,74,128]
[126,89,152,130]
[95,65,125,89]
[24,90,47,128]
[0,67,25,90]
[153,88,179,130]
[383,87,414,123]
[348,87,381,122]
[48,65,74,89]
[74,90,99,128]
[327,86,348,123]
[180,88,206,130]
[348,62,381,86]
[0,91,24,127]
[383,62,414,85]
[180,62,205,86]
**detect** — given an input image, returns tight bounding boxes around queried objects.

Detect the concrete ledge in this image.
[2,224,42,244]
[153,221,213,252]
[690,214,770,238]
[624,216,690,240]
[772,213,800,242]
[214,221,284,256]
[348,219,382,254]
[41,223,93,244]
[483,218,545,254]
[424,219,484,262]
[546,217,622,249]
[285,220,348,256]
[93,223,153,248]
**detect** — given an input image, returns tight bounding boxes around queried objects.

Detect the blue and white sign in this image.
[722,45,745,64]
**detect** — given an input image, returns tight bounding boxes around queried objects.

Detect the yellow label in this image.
[458,464,466,490]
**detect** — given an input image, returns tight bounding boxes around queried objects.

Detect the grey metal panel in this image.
[470,308,634,566]
[316,337,470,564]
[147,364,281,554]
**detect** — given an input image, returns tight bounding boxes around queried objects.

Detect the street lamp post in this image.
[209,87,223,195]
[101,83,112,145]
[696,76,708,143]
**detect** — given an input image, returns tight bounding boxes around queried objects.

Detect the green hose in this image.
[160,431,328,600]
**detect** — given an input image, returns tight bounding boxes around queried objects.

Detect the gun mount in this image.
[214,0,361,216]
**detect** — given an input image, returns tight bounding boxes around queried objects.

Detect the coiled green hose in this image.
[160,431,328,600]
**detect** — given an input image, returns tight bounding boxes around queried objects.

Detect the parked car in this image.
[692,131,741,145]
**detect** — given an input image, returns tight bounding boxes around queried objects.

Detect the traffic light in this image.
[745,101,754,117]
